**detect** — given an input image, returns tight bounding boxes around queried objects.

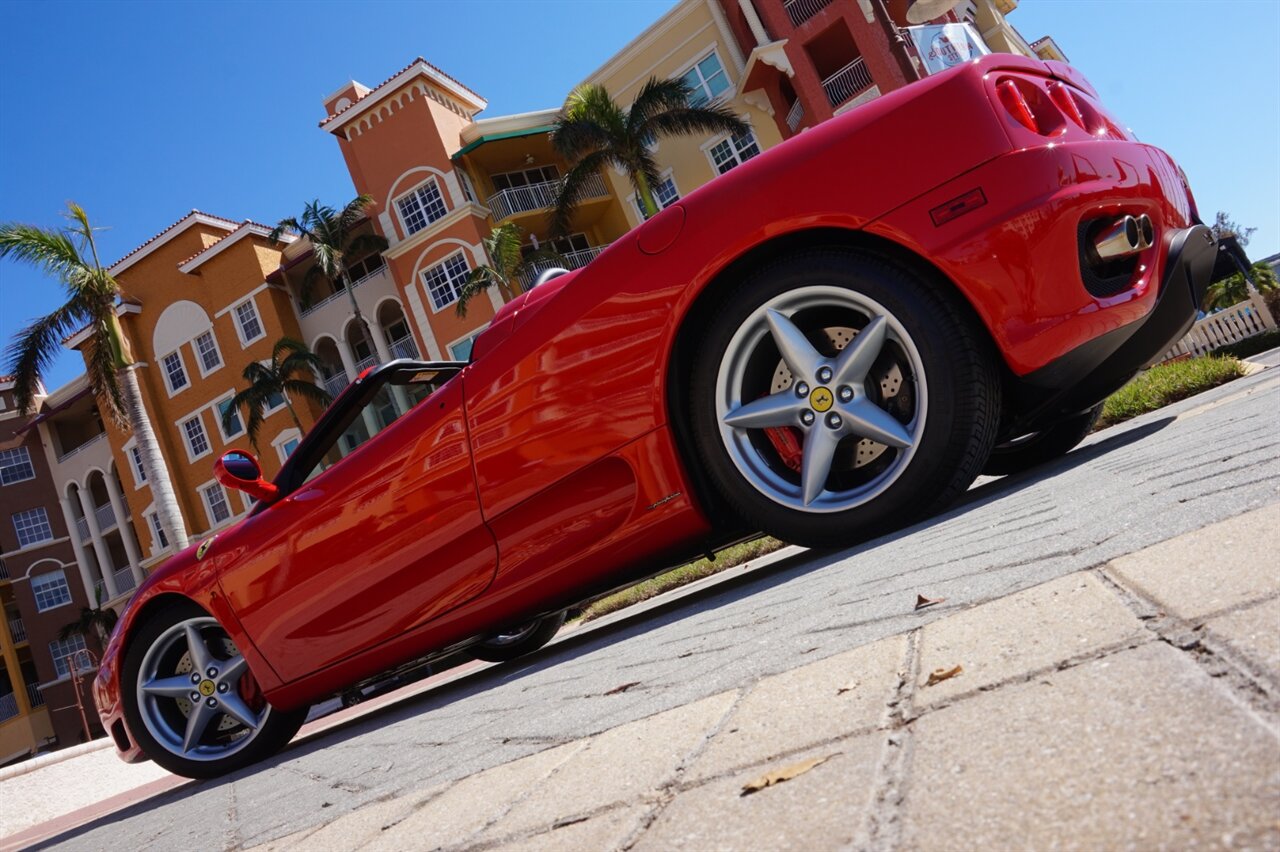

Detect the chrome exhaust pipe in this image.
[1135,214,1154,250]
[1091,215,1142,262]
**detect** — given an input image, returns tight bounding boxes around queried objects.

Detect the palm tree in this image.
[269,196,388,348]
[1203,261,1278,312]
[1,204,189,549]
[550,77,748,234]
[60,587,119,647]
[222,337,332,451]
[455,223,565,317]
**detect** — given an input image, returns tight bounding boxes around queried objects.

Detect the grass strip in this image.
[1097,354,1246,430]
[575,536,786,624]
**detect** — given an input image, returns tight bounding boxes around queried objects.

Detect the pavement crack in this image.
[860,627,921,852]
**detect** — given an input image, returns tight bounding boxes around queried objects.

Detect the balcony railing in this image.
[784,0,832,27]
[94,566,138,601]
[355,354,377,374]
[786,99,805,132]
[75,502,116,541]
[0,559,8,581]
[521,245,611,289]
[822,57,874,109]
[323,372,350,397]
[298,266,385,318]
[389,336,420,360]
[26,682,44,708]
[56,431,107,463]
[0,692,17,722]
[487,173,608,223]
[8,617,25,644]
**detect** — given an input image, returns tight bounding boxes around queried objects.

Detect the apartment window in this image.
[203,482,232,526]
[456,168,477,203]
[421,252,470,311]
[50,634,87,679]
[708,129,761,174]
[0,447,35,485]
[448,330,485,362]
[128,445,147,485]
[162,351,189,393]
[279,437,300,462]
[194,330,222,374]
[681,52,730,106]
[32,570,72,612]
[396,179,448,236]
[181,415,210,459]
[234,300,264,344]
[346,253,385,284]
[12,507,53,548]
[147,512,169,550]
[491,165,559,191]
[216,398,244,441]
[636,175,681,219]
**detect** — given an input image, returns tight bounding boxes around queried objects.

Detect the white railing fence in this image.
[487,173,607,223]
[298,267,385,318]
[324,372,350,397]
[521,245,610,289]
[1160,294,1276,362]
[56,431,107,463]
[786,99,805,132]
[95,502,116,533]
[0,692,17,722]
[822,57,874,108]
[26,682,44,708]
[113,567,137,595]
[355,354,378,373]
[389,336,420,360]
[784,0,832,26]
[7,617,25,644]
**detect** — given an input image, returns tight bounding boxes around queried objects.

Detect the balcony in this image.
[822,57,874,109]
[26,682,44,708]
[355,354,377,374]
[95,566,137,601]
[786,99,805,132]
[75,501,117,541]
[56,431,107,463]
[784,0,832,27]
[0,559,8,581]
[0,692,17,722]
[487,173,608,223]
[8,616,25,644]
[389,336,420,360]
[323,373,350,397]
[520,245,611,289]
[298,264,387,318]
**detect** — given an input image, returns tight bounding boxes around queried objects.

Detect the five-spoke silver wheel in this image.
[714,285,927,512]
[135,616,272,763]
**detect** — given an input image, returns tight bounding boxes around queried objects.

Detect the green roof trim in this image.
[452,124,556,159]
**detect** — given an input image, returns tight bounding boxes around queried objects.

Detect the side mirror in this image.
[214,450,279,504]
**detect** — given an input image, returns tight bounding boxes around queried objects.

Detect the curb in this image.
[0,738,114,783]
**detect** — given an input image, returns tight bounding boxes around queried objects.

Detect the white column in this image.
[336,338,359,379]
[738,0,770,46]
[104,472,144,587]
[367,320,393,363]
[76,486,118,600]
[58,496,98,604]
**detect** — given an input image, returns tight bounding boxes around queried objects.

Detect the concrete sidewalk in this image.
[244,503,1280,852]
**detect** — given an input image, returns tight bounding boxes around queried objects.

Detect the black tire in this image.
[121,600,306,779]
[689,248,1000,548]
[469,611,567,663]
[982,403,1103,476]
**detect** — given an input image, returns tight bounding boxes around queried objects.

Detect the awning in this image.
[452,125,556,160]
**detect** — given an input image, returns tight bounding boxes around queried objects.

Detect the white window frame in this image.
[199,479,235,529]
[702,122,762,175]
[161,349,190,396]
[632,169,681,220]
[144,509,169,555]
[179,413,212,462]
[677,48,732,107]
[446,326,487,362]
[31,569,73,613]
[214,394,246,444]
[420,251,471,313]
[0,446,36,486]
[193,329,223,377]
[12,507,54,549]
[50,633,88,679]
[123,441,148,489]
[394,177,449,238]
[232,298,266,347]
[272,428,303,464]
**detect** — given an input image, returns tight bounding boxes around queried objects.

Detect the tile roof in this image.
[108,209,239,274]
[319,57,484,128]
[176,219,283,269]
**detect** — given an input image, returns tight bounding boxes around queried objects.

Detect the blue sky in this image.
[2,0,1277,390]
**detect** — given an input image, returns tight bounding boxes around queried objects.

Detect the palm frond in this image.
[642,107,749,146]
[553,84,627,161]
[282,379,333,409]
[455,265,502,318]
[0,223,90,286]
[269,216,305,245]
[279,350,324,379]
[550,150,615,237]
[3,297,95,413]
[85,328,127,428]
[345,232,388,261]
[338,195,375,235]
[627,77,698,135]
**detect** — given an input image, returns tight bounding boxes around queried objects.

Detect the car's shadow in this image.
[29,416,1173,848]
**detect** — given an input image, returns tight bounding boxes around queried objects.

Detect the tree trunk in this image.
[633,171,660,219]
[340,269,376,356]
[118,364,189,550]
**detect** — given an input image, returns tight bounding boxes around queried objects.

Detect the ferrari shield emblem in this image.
[196,536,216,561]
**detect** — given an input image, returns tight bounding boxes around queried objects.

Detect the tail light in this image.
[996,79,1038,133]
[995,77,1066,137]
[1047,81,1086,129]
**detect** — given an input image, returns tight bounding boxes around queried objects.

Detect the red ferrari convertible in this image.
[95,54,1236,777]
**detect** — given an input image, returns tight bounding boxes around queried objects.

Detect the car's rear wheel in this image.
[982,403,1104,476]
[469,611,567,663]
[689,249,1000,548]
[121,601,305,779]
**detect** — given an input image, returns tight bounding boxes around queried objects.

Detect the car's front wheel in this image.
[689,248,1000,548]
[121,601,305,779]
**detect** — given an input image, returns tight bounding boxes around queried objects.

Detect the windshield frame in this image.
[268,358,466,502]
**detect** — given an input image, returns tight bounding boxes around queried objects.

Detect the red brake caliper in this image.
[764,426,804,472]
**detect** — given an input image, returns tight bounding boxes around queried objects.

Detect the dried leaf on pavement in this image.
[925,665,963,686]
[914,594,945,610]
[740,755,833,796]
[604,681,642,695]
[836,679,859,695]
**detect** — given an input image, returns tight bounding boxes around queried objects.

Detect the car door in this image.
[219,378,496,684]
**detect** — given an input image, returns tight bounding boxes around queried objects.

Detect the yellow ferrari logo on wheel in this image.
[810,387,834,412]
[199,680,216,697]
